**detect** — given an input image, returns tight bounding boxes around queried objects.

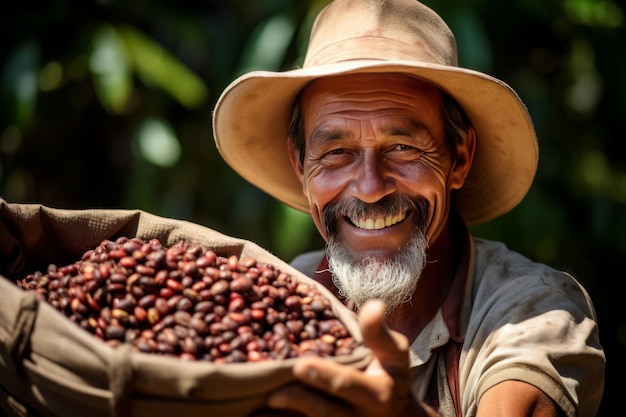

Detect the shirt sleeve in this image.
[460,239,605,417]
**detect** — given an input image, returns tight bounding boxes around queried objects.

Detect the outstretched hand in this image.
[256,299,438,417]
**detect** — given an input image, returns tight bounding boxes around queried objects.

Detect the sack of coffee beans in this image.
[0,199,372,417]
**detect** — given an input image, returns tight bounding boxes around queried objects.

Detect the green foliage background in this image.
[1,0,623,414]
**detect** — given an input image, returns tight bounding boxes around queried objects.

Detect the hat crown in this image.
[304,0,458,68]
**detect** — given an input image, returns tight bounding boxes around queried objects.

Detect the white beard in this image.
[326,231,428,315]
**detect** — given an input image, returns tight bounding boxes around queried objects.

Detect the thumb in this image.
[358,299,410,371]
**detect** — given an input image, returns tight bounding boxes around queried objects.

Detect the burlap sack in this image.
[0,199,372,417]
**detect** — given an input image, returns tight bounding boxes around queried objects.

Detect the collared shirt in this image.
[290,233,605,417]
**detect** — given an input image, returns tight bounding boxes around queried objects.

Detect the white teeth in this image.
[351,211,407,230]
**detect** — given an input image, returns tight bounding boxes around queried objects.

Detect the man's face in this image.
[289,73,471,309]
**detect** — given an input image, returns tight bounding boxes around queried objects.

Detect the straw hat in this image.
[213,0,538,225]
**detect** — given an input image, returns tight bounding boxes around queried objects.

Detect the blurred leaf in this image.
[89,24,132,114]
[577,150,611,195]
[134,117,181,168]
[272,203,319,261]
[38,61,63,92]
[236,12,297,74]
[564,0,624,27]
[118,25,208,109]
[447,7,493,71]
[1,40,39,126]
[566,39,603,114]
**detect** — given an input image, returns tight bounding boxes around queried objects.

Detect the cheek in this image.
[302,170,341,241]
[398,161,447,197]
[310,210,327,241]
[424,178,455,241]
[398,164,450,230]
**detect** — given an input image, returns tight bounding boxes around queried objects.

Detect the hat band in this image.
[304,37,445,68]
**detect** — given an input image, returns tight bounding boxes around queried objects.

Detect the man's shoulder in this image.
[472,236,548,272]
[290,249,326,277]
[470,236,585,297]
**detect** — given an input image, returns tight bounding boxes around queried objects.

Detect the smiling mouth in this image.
[348,210,409,230]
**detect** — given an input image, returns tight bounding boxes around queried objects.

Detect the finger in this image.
[291,355,394,408]
[266,382,352,417]
[358,299,410,371]
[249,410,302,417]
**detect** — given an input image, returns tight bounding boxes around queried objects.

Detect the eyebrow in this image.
[309,126,354,146]
[383,119,431,139]
[308,117,433,146]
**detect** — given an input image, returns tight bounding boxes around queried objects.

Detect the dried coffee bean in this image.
[15,237,360,363]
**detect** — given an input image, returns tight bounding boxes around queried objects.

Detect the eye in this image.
[315,147,347,164]
[388,143,424,160]
[392,143,423,154]
[394,144,414,151]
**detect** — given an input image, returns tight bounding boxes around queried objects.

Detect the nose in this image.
[350,150,396,203]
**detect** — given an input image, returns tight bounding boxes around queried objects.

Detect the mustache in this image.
[322,194,429,236]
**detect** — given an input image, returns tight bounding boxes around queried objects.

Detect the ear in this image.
[449,127,476,190]
[287,137,306,186]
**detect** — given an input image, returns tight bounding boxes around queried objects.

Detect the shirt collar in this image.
[441,214,473,343]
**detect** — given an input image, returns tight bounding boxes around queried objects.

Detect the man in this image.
[212,0,605,416]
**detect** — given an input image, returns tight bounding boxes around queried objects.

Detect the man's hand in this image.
[257,299,438,417]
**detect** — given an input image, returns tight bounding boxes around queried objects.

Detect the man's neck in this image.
[385,219,460,343]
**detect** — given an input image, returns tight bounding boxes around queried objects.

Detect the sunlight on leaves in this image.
[134,118,181,168]
[89,24,132,114]
[118,25,208,109]
[272,204,318,261]
[237,13,297,75]
[567,70,602,113]
[566,39,602,114]
[564,0,623,28]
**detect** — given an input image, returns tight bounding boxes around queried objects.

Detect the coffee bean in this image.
[15,237,359,362]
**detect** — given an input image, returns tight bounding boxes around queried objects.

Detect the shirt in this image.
[290,234,605,417]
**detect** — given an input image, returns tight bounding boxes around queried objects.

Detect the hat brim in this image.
[213,60,538,225]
